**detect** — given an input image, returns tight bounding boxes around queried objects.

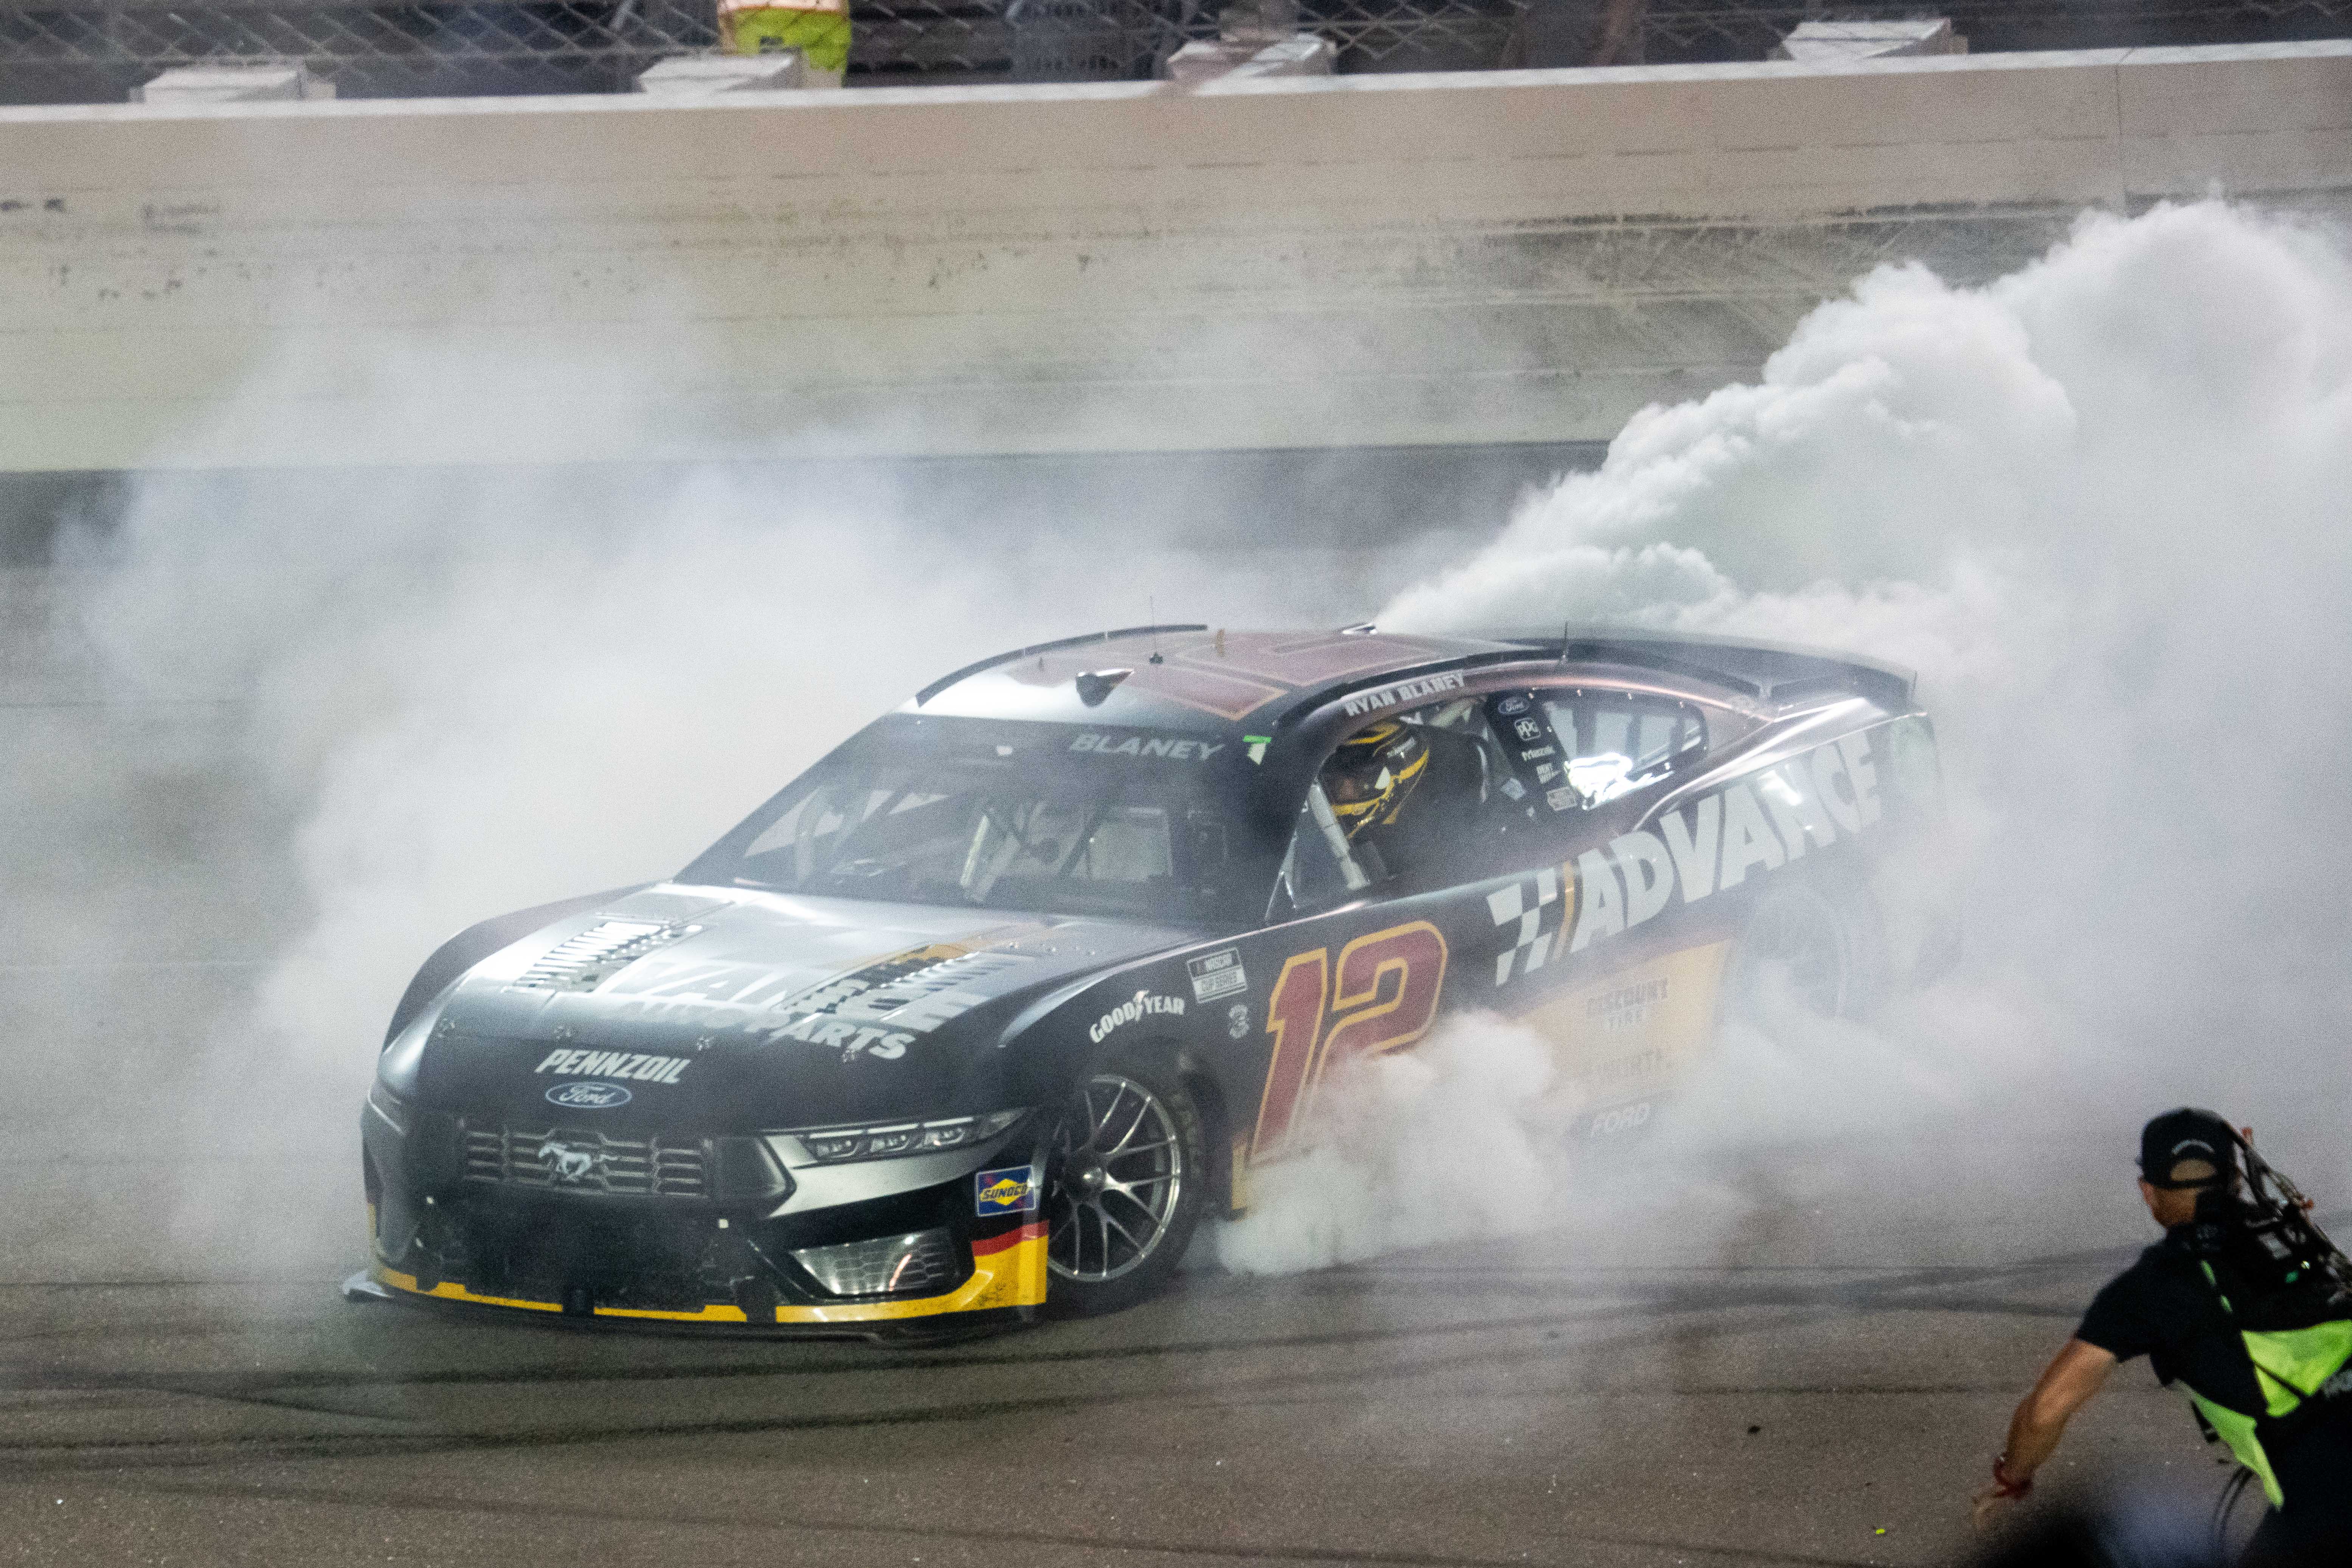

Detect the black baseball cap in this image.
[2139,1107,2237,1189]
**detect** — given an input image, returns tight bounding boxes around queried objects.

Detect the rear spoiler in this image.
[1486,625,1917,712]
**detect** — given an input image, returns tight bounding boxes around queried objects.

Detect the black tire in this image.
[1727,879,1884,1021]
[1041,1050,1210,1318]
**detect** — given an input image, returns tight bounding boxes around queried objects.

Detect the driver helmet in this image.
[1322,720,1431,841]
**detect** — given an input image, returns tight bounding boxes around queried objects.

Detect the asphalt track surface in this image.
[1,1230,2244,1568]
[0,569,2246,1568]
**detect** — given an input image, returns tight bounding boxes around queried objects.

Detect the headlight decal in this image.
[791,1107,1027,1164]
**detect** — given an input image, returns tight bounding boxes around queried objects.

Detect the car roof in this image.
[904,623,1914,735]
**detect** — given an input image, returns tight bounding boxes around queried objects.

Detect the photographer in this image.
[1971,1109,2352,1563]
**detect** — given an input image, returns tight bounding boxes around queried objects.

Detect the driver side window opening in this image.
[1275,695,1508,914]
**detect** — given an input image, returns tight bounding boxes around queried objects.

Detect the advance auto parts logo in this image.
[545,1081,631,1110]
[1569,731,1884,952]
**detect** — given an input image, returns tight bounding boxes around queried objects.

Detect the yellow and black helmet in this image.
[1321,720,1432,841]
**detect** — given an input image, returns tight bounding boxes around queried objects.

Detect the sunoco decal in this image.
[1340,671,1465,719]
[1570,732,1882,952]
[1089,990,1185,1044]
[975,1165,1040,1216]
[534,1049,689,1084]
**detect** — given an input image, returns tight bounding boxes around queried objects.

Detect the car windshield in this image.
[683,718,1257,923]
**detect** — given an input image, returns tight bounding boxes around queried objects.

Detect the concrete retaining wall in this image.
[2,41,2348,470]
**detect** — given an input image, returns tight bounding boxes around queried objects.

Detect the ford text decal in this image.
[545,1081,631,1109]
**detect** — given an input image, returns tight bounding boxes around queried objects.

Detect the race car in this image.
[355,624,1949,1334]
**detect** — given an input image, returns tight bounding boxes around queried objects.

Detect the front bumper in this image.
[361,1098,1048,1332]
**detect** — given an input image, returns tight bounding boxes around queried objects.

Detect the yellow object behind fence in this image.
[719,0,850,72]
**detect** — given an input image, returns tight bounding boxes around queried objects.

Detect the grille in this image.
[465,1123,709,1197]
[791,1227,961,1297]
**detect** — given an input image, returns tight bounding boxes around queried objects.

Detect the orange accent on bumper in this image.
[369,1226,1050,1326]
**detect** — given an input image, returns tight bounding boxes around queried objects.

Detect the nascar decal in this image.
[975,1164,1041,1215]
[534,1048,690,1084]
[1251,920,1449,1158]
[1088,990,1186,1044]
[1069,733,1227,762]
[1187,947,1247,1002]
[1339,671,1466,720]
[1570,732,1882,953]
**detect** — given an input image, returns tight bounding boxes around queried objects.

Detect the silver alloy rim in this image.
[1045,1073,1186,1284]
[1736,886,1851,1017]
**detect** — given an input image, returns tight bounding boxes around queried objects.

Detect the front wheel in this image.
[1041,1056,1208,1318]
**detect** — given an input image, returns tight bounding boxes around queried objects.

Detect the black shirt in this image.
[2076,1231,2267,1414]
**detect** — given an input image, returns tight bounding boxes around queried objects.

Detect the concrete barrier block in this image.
[636,51,808,93]
[1229,34,1335,79]
[131,63,333,104]
[1162,40,1255,83]
[1169,31,1333,83]
[1772,19,1964,63]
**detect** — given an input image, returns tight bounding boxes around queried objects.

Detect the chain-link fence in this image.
[0,0,2344,101]
[1632,0,2352,59]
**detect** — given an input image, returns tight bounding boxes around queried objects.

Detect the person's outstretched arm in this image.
[1971,1337,2118,1529]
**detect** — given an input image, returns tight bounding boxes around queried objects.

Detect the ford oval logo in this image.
[545,1081,631,1110]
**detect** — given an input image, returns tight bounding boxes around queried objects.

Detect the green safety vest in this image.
[2178,1260,2352,1508]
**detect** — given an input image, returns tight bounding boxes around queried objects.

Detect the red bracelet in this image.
[1988,1455,2033,1499]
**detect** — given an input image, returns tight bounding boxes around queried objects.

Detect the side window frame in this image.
[1266,693,1516,919]
[1534,684,1719,809]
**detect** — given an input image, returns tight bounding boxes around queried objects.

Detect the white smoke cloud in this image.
[56,427,1456,1275]
[1220,201,2352,1273]
[1217,1011,1575,1273]
[40,198,2352,1285]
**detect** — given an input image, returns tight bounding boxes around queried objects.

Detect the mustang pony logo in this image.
[539,1141,599,1183]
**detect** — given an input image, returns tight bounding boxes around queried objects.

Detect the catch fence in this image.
[0,0,2343,101]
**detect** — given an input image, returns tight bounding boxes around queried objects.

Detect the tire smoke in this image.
[1222,201,2352,1275]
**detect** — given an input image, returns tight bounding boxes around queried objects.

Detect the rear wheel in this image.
[1729,881,1882,1020]
[1042,1055,1208,1317]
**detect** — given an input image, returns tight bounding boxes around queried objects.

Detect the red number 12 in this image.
[1249,920,1449,1160]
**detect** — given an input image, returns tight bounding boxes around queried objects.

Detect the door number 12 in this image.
[1249,920,1450,1159]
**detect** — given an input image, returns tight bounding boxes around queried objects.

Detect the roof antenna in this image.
[1149,596,1164,665]
[1556,616,1573,666]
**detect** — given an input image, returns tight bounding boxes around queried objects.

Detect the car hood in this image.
[395,884,1193,1131]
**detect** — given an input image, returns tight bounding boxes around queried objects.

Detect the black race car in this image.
[355,624,1949,1333]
